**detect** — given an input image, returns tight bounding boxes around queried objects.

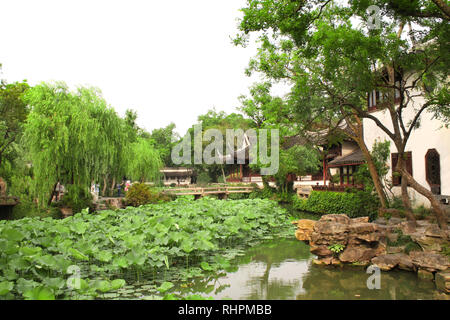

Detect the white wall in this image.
[362,78,450,207]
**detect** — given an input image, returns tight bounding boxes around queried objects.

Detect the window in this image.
[339,165,359,185]
[425,149,441,195]
[391,152,413,186]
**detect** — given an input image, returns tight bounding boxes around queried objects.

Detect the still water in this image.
[175,239,439,300]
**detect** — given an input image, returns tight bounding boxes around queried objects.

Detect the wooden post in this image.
[240,164,243,180]
[323,158,327,186]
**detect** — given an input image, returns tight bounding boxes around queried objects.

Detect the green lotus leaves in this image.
[157,281,174,293]
[69,248,89,261]
[96,250,113,263]
[0,281,14,295]
[23,287,55,300]
[0,198,290,300]
[1,228,25,242]
[200,262,213,271]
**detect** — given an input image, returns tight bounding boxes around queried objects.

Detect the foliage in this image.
[23,83,132,207]
[0,198,292,300]
[0,79,30,170]
[328,243,345,254]
[57,185,93,214]
[127,137,163,183]
[196,172,212,186]
[354,140,391,192]
[125,183,170,207]
[149,123,180,167]
[235,0,449,226]
[293,190,380,220]
[273,146,320,194]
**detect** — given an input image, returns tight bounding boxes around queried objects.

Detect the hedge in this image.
[293,190,379,220]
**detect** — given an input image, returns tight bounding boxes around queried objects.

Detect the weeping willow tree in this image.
[127,137,163,183]
[23,82,131,207]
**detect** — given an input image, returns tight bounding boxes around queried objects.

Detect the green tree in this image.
[150,122,179,167]
[23,82,131,206]
[127,137,163,183]
[0,79,30,171]
[235,0,449,228]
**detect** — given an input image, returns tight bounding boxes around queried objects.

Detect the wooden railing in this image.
[162,186,254,196]
[312,184,364,192]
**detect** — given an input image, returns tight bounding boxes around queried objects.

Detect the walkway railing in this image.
[162,186,254,196]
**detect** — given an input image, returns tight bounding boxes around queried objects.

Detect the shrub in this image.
[292,190,379,220]
[125,183,172,207]
[125,183,152,207]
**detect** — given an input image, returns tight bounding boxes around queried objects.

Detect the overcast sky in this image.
[0,0,272,136]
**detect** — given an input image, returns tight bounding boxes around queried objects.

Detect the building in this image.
[362,80,450,208]
[160,168,196,186]
[294,138,365,195]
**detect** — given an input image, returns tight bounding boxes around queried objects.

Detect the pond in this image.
[168,239,439,300]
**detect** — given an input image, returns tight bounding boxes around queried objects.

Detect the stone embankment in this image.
[293,214,450,294]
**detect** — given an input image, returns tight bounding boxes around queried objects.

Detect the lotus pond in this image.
[0,198,441,300]
[0,198,294,299]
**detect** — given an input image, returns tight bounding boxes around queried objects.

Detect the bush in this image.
[125,183,172,207]
[196,172,212,186]
[293,190,379,220]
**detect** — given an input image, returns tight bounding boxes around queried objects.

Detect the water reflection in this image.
[176,239,438,300]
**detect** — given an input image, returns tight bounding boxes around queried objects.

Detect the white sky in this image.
[0,0,275,136]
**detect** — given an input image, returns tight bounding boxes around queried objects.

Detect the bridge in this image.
[162,186,254,199]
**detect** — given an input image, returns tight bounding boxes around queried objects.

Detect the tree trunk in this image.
[356,137,388,208]
[221,166,227,184]
[102,176,108,197]
[110,177,116,197]
[401,168,448,229]
[342,116,388,208]
[47,182,58,206]
[400,170,416,226]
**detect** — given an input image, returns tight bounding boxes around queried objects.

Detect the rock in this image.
[319,214,351,225]
[387,246,404,254]
[387,217,403,225]
[313,257,333,265]
[435,272,450,293]
[387,232,399,243]
[425,224,447,238]
[410,251,450,272]
[400,221,417,234]
[354,232,382,243]
[374,217,388,225]
[433,292,450,300]
[340,247,377,263]
[349,222,379,234]
[314,221,349,235]
[371,253,414,271]
[351,217,369,224]
[371,254,399,271]
[310,245,333,256]
[294,219,316,241]
[417,269,434,281]
[396,254,415,271]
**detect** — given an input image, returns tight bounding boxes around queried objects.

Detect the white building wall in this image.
[362,80,450,208]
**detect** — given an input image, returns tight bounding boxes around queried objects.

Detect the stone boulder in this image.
[409,251,450,272]
[435,272,450,293]
[371,253,414,271]
[295,214,387,264]
[293,219,316,242]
